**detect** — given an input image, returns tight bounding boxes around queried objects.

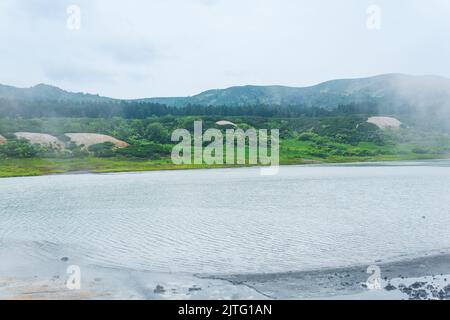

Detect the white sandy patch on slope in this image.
[65,133,129,149]
[367,116,402,129]
[14,132,65,149]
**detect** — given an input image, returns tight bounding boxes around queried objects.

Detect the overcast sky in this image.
[0,0,449,99]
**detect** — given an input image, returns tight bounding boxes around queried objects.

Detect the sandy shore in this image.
[1,240,450,300]
[0,240,265,300]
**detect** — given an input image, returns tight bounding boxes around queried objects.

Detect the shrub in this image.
[411,147,430,154]
[116,142,170,159]
[0,140,39,158]
[298,131,318,141]
[88,142,116,158]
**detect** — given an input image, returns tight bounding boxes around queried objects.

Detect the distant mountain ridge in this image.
[2,74,450,111]
[0,83,113,102]
[142,74,450,110]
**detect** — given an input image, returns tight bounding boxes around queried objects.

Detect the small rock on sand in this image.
[154,285,166,294]
[384,283,397,291]
[409,289,428,300]
[188,286,202,292]
[410,282,427,289]
[438,285,450,299]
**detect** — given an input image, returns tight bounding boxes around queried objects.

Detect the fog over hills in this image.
[2,74,450,113]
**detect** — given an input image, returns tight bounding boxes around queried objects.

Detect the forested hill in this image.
[0,83,113,103]
[1,74,450,123]
[138,74,450,110]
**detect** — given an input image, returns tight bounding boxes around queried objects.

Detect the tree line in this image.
[0,99,383,119]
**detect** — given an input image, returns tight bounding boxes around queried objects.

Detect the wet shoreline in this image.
[204,253,450,299]
[2,240,450,300]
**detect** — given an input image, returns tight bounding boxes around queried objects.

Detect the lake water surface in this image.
[2,160,450,275]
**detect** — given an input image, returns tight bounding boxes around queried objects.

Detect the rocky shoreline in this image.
[203,253,450,300]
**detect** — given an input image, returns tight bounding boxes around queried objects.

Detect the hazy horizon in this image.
[3,72,450,100]
[1,0,449,99]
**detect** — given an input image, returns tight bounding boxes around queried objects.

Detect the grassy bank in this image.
[279,138,450,164]
[2,116,450,178]
[2,152,449,178]
[0,157,234,178]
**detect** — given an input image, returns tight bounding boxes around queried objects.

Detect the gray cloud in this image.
[44,64,115,85]
[98,41,160,65]
[0,0,449,99]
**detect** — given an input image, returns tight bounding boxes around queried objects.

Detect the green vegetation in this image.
[1,115,450,178]
[0,157,233,178]
[2,75,450,177]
